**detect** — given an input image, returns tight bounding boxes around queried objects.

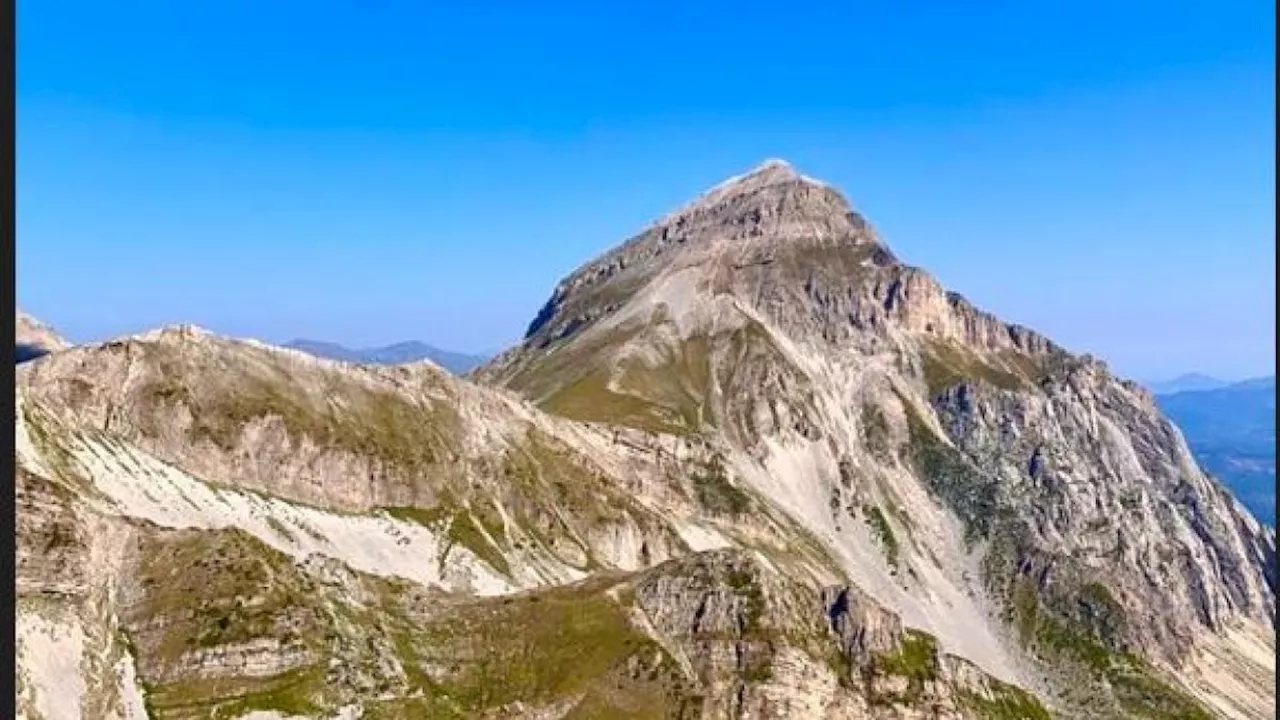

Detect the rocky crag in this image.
[15,161,1276,719]
[17,308,71,363]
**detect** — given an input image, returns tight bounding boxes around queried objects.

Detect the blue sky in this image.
[18,1,1275,380]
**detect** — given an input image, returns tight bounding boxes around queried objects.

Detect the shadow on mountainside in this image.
[16,344,51,364]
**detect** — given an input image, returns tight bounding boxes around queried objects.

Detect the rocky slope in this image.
[16,329,1045,720]
[479,160,1276,718]
[14,160,1276,719]
[17,308,71,363]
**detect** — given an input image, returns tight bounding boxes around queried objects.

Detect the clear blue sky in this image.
[17,1,1275,380]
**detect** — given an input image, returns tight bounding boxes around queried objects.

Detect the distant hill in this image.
[1156,376,1276,525]
[1147,372,1229,394]
[285,338,488,374]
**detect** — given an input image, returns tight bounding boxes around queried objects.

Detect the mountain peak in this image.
[679,158,826,214]
[505,160,898,348]
[758,157,792,168]
[1148,373,1230,395]
[744,157,798,178]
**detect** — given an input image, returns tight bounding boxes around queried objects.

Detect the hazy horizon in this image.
[18,2,1275,380]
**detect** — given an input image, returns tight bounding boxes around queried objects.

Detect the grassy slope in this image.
[117,524,1054,719]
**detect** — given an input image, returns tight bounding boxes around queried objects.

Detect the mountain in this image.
[1147,373,1230,395]
[480,160,1275,717]
[16,308,70,363]
[1232,376,1277,392]
[284,338,488,374]
[15,160,1275,719]
[1156,377,1276,525]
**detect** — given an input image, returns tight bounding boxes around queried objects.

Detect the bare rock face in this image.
[15,160,1276,719]
[17,309,70,363]
[480,159,1275,718]
[931,375,1275,658]
[625,550,1053,719]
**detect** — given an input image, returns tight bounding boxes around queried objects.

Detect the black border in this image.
[3,0,18,712]
[1272,0,1279,684]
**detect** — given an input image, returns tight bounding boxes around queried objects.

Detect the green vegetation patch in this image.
[396,581,681,715]
[691,456,753,516]
[385,499,511,577]
[1075,581,1128,646]
[362,697,458,719]
[520,432,632,527]
[1007,574,1212,719]
[613,334,716,433]
[1009,577,1040,646]
[264,516,297,543]
[496,430,651,567]
[506,319,640,395]
[130,529,327,666]
[862,505,899,571]
[134,343,465,484]
[443,512,511,576]
[162,666,326,720]
[724,567,775,683]
[920,340,1027,396]
[384,503,455,530]
[1107,662,1214,720]
[386,423,666,576]
[518,305,722,438]
[868,629,940,705]
[515,314,711,437]
[124,529,338,718]
[542,369,693,436]
[875,630,938,683]
[958,680,1052,720]
[19,405,104,500]
[1013,576,1129,675]
[901,404,1006,542]
[1034,611,1114,673]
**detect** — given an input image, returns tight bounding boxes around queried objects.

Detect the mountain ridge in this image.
[284,337,488,374]
[1148,373,1231,395]
[15,160,1276,719]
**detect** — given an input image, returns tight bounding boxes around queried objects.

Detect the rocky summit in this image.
[15,161,1276,720]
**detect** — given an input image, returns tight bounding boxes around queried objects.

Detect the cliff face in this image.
[15,160,1276,720]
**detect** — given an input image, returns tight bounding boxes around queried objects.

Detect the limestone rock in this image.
[15,160,1274,719]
